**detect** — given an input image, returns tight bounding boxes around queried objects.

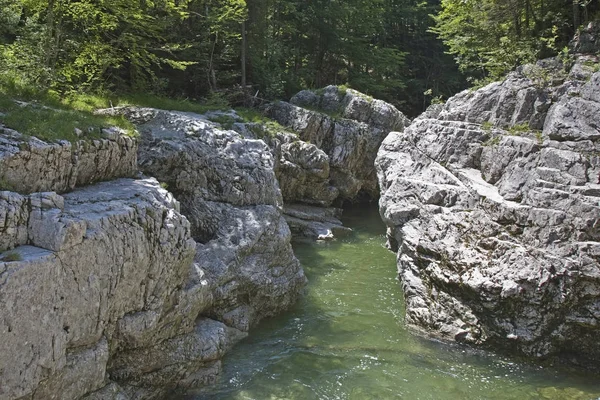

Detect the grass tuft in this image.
[1,251,22,262]
[507,123,531,136]
[235,107,292,138]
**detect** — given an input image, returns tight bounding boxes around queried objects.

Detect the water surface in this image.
[186,206,600,400]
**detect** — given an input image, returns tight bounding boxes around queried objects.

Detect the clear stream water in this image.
[184,206,600,400]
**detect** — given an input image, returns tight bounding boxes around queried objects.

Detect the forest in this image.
[1,0,598,117]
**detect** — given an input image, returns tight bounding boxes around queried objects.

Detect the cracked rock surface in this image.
[1,106,307,399]
[376,54,600,367]
[0,178,197,400]
[129,107,306,326]
[0,126,137,194]
[267,85,410,202]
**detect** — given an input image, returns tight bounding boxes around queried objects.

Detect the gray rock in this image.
[0,126,137,194]
[276,138,338,206]
[267,86,410,202]
[376,58,600,367]
[569,21,600,54]
[290,89,320,109]
[0,178,196,400]
[283,204,352,241]
[82,383,130,400]
[91,107,307,393]
[128,108,307,324]
[110,318,246,398]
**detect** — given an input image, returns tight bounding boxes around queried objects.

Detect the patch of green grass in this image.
[313,84,350,99]
[0,95,135,142]
[507,123,531,136]
[535,131,544,145]
[208,114,236,130]
[0,178,16,191]
[481,121,493,132]
[352,89,374,103]
[0,75,136,142]
[246,120,291,139]
[337,84,350,97]
[0,74,231,142]
[235,107,265,123]
[483,135,501,147]
[235,107,294,138]
[116,92,228,114]
[1,251,22,262]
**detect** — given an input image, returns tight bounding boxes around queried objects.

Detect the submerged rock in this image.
[283,203,351,241]
[376,56,600,367]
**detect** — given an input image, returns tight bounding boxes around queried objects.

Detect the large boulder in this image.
[376,56,600,367]
[0,178,198,400]
[234,123,339,207]
[569,21,600,54]
[267,86,410,202]
[121,107,307,332]
[0,104,308,399]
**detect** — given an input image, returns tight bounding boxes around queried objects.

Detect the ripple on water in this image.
[181,206,600,400]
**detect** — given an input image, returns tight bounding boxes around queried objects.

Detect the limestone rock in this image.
[122,107,306,328]
[267,86,410,202]
[0,126,137,194]
[569,21,600,54]
[0,178,196,400]
[110,318,246,399]
[283,204,352,241]
[376,57,600,367]
[82,382,130,400]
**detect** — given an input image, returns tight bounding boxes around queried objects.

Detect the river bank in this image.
[183,206,600,400]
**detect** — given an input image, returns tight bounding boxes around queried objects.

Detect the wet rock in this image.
[283,204,352,241]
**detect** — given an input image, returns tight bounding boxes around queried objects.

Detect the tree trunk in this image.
[45,0,55,68]
[241,21,247,91]
[208,32,218,91]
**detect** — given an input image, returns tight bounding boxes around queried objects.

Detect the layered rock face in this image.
[0,126,137,194]
[0,109,306,399]
[0,178,197,400]
[128,107,307,332]
[267,86,410,202]
[259,86,409,239]
[376,54,600,366]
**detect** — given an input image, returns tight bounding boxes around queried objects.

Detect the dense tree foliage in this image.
[433,0,600,83]
[1,0,597,116]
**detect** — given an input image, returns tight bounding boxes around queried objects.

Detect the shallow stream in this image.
[185,206,600,400]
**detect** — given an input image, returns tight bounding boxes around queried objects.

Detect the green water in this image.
[186,206,600,400]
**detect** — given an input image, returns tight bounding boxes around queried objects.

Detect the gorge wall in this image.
[0,86,407,399]
[0,112,305,399]
[376,30,600,367]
